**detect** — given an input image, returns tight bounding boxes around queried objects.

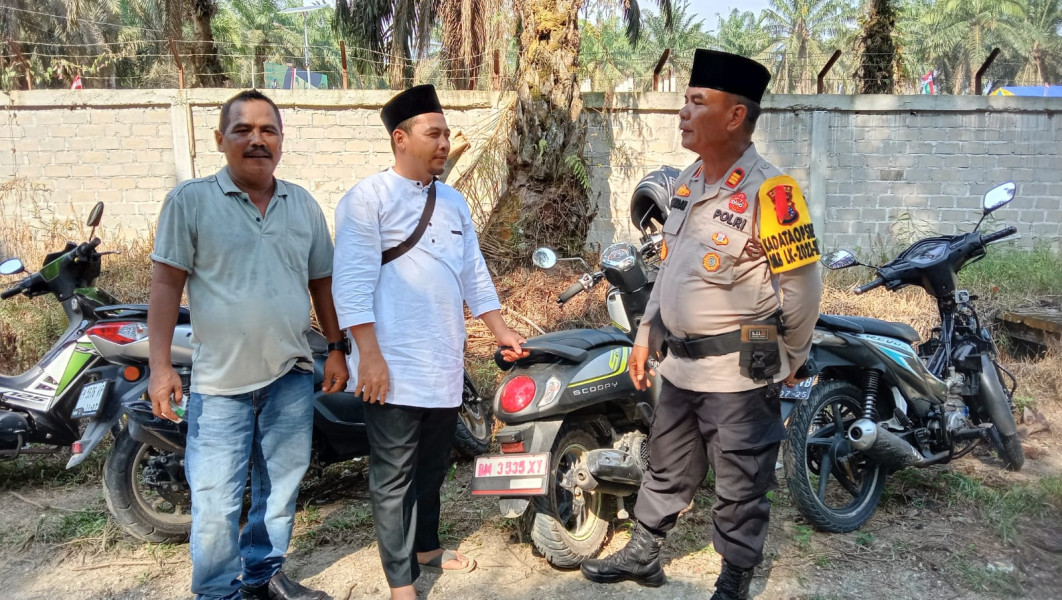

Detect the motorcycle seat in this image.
[818,314,920,343]
[495,327,632,369]
[96,304,191,325]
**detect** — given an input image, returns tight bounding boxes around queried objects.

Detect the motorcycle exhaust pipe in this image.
[848,418,924,469]
[574,449,642,497]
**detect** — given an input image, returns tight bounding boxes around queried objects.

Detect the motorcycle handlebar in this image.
[980,226,1017,245]
[0,284,22,299]
[557,281,585,304]
[853,277,886,295]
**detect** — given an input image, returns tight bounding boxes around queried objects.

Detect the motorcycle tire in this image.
[103,428,191,543]
[452,372,494,458]
[989,427,1025,472]
[530,424,612,569]
[784,380,887,533]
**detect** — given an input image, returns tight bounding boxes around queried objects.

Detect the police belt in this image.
[664,330,743,359]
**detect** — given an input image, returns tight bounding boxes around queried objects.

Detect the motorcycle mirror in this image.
[0,258,25,276]
[86,202,105,227]
[532,247,558,269]
[982,182,1015,215]
[821,249,859,270]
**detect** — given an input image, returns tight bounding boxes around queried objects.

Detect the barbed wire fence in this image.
[1,34,1049,95]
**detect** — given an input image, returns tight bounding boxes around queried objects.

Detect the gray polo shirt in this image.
[151,167,334,395]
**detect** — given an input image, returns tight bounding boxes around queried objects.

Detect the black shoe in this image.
[709,560,754,600]
[240,571,332,600]
[580,522,666,587]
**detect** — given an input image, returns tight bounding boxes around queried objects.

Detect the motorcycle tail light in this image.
[499,375,536,413]
[87,321,148,344]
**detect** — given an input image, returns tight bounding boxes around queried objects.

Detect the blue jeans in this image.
[185,368,314,600]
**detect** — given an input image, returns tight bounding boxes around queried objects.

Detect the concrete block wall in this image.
[2,90,1060,256]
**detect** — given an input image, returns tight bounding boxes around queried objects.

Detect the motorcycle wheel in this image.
[453,375,494,458]
[986,366,1025,472]
[103,428,191,543]
[530,425,612,568]
[989,427,1025,472]
[784,380,887,533]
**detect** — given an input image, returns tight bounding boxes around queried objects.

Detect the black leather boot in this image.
[240,571,332,600]
[580,522,666,587]
[710,560,755,600]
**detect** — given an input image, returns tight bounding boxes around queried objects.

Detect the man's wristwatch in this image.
[327,338,351,355]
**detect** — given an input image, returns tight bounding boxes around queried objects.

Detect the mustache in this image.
[243,148,273,158]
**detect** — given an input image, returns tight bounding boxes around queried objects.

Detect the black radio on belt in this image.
[738,322,782,381]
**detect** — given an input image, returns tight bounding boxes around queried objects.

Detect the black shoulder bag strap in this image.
[381,180,436,265]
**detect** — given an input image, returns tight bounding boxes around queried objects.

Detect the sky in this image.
[681,0,773,32]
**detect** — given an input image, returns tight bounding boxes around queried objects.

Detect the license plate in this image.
[72,380,109,419]
[779,377,814,401]
[471,452,550,496]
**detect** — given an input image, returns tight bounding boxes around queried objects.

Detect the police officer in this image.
[580,50,823,600]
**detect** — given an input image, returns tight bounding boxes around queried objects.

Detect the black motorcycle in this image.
[469,167,679,568]
[783,182,1025,533]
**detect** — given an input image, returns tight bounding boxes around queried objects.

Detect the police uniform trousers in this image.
[363,402,459,587]
[633,378,786,570]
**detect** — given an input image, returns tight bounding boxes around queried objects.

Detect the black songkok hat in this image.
[380,84,444,134]
[688,49,771,104]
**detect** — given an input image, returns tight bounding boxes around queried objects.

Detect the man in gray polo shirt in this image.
[147,90,348,600]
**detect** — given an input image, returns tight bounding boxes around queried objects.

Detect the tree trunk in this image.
[488,0,593,262]
[858,0,896,94]
[189,0,226,87]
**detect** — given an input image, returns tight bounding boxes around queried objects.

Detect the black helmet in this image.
[630,166,680,234]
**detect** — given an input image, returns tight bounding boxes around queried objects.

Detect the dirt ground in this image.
[2,399,1060,600]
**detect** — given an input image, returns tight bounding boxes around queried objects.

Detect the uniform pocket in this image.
[714,418,786,501]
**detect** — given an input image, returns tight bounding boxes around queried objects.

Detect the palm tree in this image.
[712,9,771,60]
[858,0,897,93]
[995,0,1062,86]
[635,1,713,88]
[492,0,672,258]
[919,0,1026,93]
[760,0,855,93]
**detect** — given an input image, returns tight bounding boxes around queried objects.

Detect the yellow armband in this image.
[757,175,820,273]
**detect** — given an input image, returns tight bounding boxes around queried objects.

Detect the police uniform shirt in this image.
[634,143,823,393]
[332,168,502,409]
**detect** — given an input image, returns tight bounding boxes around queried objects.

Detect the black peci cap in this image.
[688,49,771,104]
[380,84,444,134]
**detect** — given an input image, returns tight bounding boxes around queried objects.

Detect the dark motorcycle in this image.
[88,321,493,543]
[469,167,679,568]
[783,182,1025,533]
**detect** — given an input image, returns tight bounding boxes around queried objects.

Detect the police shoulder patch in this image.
[757,175,820,274]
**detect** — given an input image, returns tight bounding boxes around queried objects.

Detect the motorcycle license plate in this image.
[471,453,550,496]
[778,378,814,401]
[72,380,109,419]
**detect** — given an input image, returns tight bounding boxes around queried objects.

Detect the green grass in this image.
[960,244,1062,301]
[888,469,1057,546]
[33,509,109,544]
[949,545,1022,596]
[0,441,109,490]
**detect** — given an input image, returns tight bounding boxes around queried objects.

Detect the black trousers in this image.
[363,402,459,587]
[632,378,786,570]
